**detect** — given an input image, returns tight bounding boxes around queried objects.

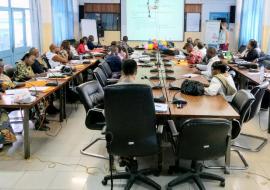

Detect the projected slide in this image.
[121,0,184,41]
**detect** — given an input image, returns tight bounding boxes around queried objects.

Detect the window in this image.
[13,11,24,48]
[85,13,120,31]
[25,10,32,47]
[0,0,8,7]
[11,0,29,8]
[0,11,10,51]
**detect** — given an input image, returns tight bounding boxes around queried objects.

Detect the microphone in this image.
[141,76,162,89]
[172,91,187,105]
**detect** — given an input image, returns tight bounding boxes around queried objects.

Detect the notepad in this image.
[155,103,168,112]
[5,88,29,95]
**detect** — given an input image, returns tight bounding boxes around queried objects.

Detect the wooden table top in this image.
[0,62,95,109]
[227,63,270,91]
[138,58,240,119]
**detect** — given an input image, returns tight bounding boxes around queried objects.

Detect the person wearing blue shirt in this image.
[105,45,122,72]
[87,35,97,50]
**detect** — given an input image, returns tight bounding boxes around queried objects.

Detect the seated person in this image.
[204,61,237,101]
[105,45,122,73]
[60,40,72,60]
[193,38,200,51]
[183,37,193,50]
[186,43,203,65]
[29,47,48,74]
[240,39,259,62]
[70,42,79,57]
[87,35,97,50]
[118,59,137,84]
[0,59,15,89]
[15,53,37,82]
[253,54,270,64]
[118,45,128,60]
[46,44,68,68]
[77,39,88,55]
[197,41,207,59]
[195,47,219,78]
[82,36,90,52]
[121,36,133,53]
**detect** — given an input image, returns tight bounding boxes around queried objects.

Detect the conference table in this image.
[0,60,98,159]
[136,56,239,120]
[226,62,270,133]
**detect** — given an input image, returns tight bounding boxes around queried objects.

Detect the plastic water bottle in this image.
[260,65,265,82]
[79,54,83,62]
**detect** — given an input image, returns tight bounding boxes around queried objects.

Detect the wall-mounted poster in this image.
[186,13,201,32]
[209,12,229,24]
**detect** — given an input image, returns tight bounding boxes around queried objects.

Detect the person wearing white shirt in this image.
[195,47,220,78]
[46,44,68,69]
[197,41,207,59]
[204,61,237,102]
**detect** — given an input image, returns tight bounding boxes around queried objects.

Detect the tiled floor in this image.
[0,104,270,190]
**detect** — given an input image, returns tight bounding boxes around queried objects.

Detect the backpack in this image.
[181,79,205,96]
[0,109,16,144]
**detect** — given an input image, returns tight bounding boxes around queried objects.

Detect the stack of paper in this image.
[155,103,168,112]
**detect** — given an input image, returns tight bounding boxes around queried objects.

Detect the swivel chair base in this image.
[167,161,225,190]
[102,158,161,190]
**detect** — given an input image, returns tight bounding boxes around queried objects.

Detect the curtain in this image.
[239,0,264,47]
[30,0,42,50]
[51,0,74,45]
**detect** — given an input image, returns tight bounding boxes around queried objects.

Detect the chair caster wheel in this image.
[102,179,107,185]
[220,181,225,187]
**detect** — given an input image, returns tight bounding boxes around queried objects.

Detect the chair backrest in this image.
[76,80,104,112]
[4,65,16,80]
[177,118,231,161]
[104,84,159,157]
[93,67,108,87]
[248,81,269,121]
[76,81,105,130]
[99,61,112,78]
[231,90,255,125]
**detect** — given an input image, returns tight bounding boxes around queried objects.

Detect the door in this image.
[0,0,32,65]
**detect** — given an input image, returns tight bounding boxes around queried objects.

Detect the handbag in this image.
[181,79,205,96]
[0,109,16,144]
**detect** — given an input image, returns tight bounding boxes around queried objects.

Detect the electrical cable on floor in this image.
[244,171,270,181]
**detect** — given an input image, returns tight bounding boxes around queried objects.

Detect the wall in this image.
[39,0,53,52]
[262,0,270,53]
[80,0,237,50]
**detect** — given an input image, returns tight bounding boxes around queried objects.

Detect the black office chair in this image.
[4,65,16,81]
[204,90,255,172]
[233,81,269,152]
[98,60,121,79]
[102,84,162,190]
[167,118,231,190]
[76,81,108,159]
[93,67,118,88]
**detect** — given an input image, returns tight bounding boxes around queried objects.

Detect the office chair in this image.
[204,90,255,172]
[98,60,121,79]
[102,84,162,190]
[93,67,118,88]
[233,81,269,152]
[167,118,231,190]
[76,81,108,159]
[4,65,16,81]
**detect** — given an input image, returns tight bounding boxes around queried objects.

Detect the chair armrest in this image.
[106,78,118,84]
[157,125,163,134]
[168,120,179,137]
[87,107,105,116]
[101,125,107,135]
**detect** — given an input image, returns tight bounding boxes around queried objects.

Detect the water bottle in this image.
[260,65,265,82]
[79,54,83,62]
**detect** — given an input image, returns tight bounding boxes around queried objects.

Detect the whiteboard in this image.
[204,20,221,45]
[81,19,98,43]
